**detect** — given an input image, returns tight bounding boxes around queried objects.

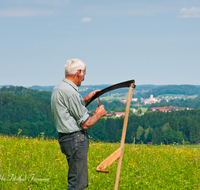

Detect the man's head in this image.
[65,59,87,86]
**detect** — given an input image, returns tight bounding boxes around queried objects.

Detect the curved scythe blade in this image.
[85,79,135,107]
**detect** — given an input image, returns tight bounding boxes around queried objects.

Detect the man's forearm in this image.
[81,114,101,130]
[81,105,106,130]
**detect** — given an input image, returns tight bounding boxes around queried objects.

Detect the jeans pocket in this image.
[75,132,86,143]
[59,138,74,157]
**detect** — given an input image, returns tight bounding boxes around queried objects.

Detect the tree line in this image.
[88,109,200,144]
[0,86,200,144]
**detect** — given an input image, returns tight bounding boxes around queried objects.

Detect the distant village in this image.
[139,94,197,105]
[150,106,194,112]
[119,94,197,105]
[88,94,196,117]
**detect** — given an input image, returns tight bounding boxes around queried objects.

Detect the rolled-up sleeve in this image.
[68,94,89,126]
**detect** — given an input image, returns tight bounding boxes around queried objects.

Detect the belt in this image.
[58,130,86,139]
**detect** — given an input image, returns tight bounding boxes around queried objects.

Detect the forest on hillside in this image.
[89,110,200,144]
[0,86,200,144]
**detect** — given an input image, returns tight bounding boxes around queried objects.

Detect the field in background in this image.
[100,93,128,101]
[1,135,200,189]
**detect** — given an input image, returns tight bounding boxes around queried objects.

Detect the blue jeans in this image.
[59,130,89,190]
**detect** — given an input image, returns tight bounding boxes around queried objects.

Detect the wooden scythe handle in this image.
[114,83,134,190]
[95,82,135,190]
[96,147,121,173]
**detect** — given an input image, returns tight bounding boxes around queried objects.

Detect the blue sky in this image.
[0,0,200,87]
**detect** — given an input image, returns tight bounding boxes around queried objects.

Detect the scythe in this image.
[86,80,136,189]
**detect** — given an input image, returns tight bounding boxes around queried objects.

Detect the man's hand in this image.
[83,90,100,104]
[80,105,106,130]
[94,105,106,119]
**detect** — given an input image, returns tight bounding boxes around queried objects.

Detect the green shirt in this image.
[51,78,89,133]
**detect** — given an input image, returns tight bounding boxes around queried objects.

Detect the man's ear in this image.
[77,69,82,76]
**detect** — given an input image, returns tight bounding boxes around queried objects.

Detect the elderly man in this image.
[51,58,106,190]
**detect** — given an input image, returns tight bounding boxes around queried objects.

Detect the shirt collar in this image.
[62,78,79,92]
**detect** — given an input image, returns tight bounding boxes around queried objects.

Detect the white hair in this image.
[64,58,87,76]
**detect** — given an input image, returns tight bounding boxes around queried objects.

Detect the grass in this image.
[1,135,200,189]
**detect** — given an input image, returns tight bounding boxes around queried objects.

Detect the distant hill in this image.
[142,85,200,98]
[0,86,51,99]
[1,84,200,99]
[134,84,164,91]
[29,85,55,92]
[27,84,163,92]
[0,85,12,88]
[26,84,164,98]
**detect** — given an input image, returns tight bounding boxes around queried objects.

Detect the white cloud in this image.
[80,17,92,23]
[178,7,200,18]
[7,0,70,6]
[0,7,55,17]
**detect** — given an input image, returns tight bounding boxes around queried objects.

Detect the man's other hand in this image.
[83,90,100,104]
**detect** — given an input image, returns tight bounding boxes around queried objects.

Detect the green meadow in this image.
[1,135,200,190]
